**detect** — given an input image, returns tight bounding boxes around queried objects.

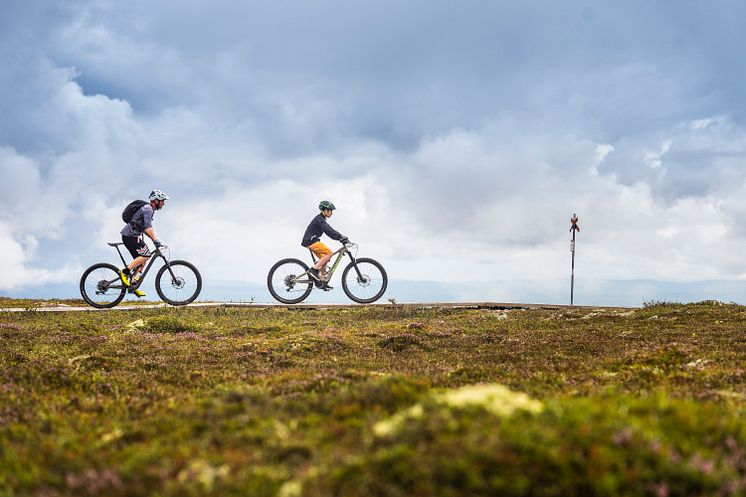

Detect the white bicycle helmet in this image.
[149,190,170,201]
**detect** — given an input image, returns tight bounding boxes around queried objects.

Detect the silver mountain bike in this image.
[267,242,387,304]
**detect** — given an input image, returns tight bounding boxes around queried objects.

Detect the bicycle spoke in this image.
[267,259,313,304]
[80,263,126,308]
[156,261,202,306]
[342,259,387,304]
[272,269,307,295]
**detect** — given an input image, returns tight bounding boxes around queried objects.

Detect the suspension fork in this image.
[160,252,179,282]
[346,251,365,280]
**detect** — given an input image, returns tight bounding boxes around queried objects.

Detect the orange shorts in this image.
[307,241,332,259]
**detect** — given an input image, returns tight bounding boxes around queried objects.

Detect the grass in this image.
[0,297,171,309]
[0,297,90,309]
[0,301,744,496]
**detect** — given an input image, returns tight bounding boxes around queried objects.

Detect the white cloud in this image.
[3,1,746,301]
[0,221,76,290]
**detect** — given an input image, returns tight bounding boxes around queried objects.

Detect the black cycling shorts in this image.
[122,235,151,259]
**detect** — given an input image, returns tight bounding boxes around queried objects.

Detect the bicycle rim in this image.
[268,258,313,304]
[342,258,388,304]
[155,260,202,306]
[80,263,126,308]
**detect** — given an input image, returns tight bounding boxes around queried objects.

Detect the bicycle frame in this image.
[304,243,366,283]
[106,244,175,290]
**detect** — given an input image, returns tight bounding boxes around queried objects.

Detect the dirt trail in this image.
[0,301,635,312]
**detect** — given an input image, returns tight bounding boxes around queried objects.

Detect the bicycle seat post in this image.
[113,245,128,267]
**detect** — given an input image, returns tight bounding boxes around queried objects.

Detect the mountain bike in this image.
[80,243,202,308]
[267,242,387,304]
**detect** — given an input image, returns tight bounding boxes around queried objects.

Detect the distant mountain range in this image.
[5,278,746,307]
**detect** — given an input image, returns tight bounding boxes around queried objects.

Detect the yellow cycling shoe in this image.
[133,289,146,298]
[119,271,131,287]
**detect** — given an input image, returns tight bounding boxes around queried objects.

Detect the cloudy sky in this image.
[2,0,746,304]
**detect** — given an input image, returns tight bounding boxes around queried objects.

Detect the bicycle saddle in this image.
[107,242,125,247]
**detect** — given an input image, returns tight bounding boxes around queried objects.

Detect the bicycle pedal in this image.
[321,285,333,291]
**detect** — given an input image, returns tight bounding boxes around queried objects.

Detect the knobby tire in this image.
[155,260,202,306]
[341,257,388,304]
[267,258,314,304]
[80,262,127,309]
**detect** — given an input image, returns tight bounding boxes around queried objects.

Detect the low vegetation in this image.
[0,301,744,496]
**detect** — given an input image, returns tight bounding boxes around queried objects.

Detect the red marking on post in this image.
[570,214,580,232]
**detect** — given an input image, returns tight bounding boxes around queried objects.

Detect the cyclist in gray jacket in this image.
[119,190,169,297]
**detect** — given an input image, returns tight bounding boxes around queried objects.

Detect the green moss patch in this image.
[0,301,744,496]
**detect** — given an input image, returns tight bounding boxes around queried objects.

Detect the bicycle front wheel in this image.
[155,260,202,306]
[80,263,127,308]
[341,257,388,304]
[267,258,313,304]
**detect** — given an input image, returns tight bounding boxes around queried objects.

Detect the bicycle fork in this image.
[346,253,366,281]
[162,259,180,284]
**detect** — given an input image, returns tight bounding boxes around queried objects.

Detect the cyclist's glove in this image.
[154,239,163,248]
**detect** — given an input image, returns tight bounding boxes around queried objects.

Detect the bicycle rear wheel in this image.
[341,257,388,304]
[267,258,313,304]
[80,263,127,308]
[155,260,202,306]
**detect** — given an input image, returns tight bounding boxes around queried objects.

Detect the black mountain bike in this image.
[80,243,202,308]
[267,242,387,304]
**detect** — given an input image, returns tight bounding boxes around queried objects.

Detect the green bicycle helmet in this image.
[319,200,336,211]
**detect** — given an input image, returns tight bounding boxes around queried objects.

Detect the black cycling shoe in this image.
[308,268,323,288]
[321,284,333,291]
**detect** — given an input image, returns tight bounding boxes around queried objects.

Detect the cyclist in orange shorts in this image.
[301,200,348,288]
